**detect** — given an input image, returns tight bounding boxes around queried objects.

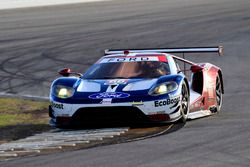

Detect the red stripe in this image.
[158,55,167,62]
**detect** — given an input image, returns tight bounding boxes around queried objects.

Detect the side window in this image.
[157,62,170,75]
[173,57,192,80]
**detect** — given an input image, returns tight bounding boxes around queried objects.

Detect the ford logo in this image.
[89,92,130,99]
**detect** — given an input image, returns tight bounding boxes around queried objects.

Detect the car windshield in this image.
[83,61,170,79]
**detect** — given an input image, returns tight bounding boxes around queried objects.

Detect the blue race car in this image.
[49,47,224,127]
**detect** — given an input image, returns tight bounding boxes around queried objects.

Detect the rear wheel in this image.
[216,76,223,112]
[179,82,190,123]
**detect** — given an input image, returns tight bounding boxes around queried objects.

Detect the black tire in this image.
[215,76,223,112]
[179,82,190,123]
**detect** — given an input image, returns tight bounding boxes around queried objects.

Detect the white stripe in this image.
[106,85,119,93]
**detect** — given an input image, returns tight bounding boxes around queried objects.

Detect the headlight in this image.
[149,81,178,96]
[52,85,75,99]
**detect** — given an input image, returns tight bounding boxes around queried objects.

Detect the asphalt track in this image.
[0,0,250,166]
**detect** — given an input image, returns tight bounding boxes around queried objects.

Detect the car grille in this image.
[72,106,149,124]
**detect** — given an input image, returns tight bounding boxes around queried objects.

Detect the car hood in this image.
[51,75,182,103]
[76,78,158,93]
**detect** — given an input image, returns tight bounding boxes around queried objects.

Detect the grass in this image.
[0,114,33,127]
[0,98,49,115]
[0,98,52,143]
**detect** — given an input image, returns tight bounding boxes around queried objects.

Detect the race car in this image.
[49,46,224,127]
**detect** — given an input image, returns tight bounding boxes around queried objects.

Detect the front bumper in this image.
[49,97,181,126]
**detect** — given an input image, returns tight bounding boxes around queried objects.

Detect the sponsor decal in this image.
[131,101,144,106]
[101,98,112,104]
[155,97,180,107]
[89,92,130,99]
[100,57,159,63]
[105,79,128,85]
[51,102,64,109]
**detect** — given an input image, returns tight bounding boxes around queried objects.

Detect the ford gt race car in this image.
[49,46,224,127]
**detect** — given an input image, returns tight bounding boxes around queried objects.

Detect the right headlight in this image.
[52,85,75,99]
[149,81,178,96]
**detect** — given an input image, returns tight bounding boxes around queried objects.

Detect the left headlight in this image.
[52,85,75,99]
[149,81,178,96]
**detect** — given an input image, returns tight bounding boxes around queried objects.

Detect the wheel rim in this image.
[181,84,189,116]
[216,77,222,108]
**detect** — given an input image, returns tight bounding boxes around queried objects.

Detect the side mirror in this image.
[58,68,71,77]
[190,65,203,73]
[58,68,82,77]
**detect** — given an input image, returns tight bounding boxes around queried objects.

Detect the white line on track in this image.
[0,92,49,101]
[0,0,112,10]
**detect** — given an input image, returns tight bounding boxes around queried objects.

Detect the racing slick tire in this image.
[215,75,223,112]
[179,82,190,123]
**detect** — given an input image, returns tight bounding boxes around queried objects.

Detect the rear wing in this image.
[104,46,224,56]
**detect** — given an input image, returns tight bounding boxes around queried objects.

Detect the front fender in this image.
[51,77,80,88]
[153,74,186,96]
[50,77,80,102]
[156,74,185,86]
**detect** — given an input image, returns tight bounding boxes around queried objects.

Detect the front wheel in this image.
[179,82,190,123]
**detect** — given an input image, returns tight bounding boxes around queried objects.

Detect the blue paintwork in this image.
[156,74,183,85]
[51,77,80,88]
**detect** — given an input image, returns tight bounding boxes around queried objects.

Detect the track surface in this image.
[0,0,250,166]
